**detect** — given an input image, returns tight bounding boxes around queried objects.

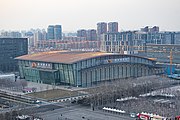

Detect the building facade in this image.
[0,38,28,72]
[97,22,107,40]
[77,29,87,38]
[100,31,135,54]
[101,31,180,54]
[54,25,62,40]
[47,25,55,40]
[137,44,180,64]
[87,29,97,41]
[174,32,180,44]
[97,22,107,35]
[141,26,159,33]
[108,22,118,33]
[16,51,164,87]
[47,25,62,40]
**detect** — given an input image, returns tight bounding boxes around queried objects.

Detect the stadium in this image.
[16,51,164,87]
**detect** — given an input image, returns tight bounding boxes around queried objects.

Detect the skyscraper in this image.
[108,22,118,33]
[47,25,54,40]
[47,25,62,40]
[97,22,107,40]
[87,29,97,41]
[54,25,62,40]
[77,29,87,38]
[97,22,107,35]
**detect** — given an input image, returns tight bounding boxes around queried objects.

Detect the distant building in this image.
[0,38,28,72]
[87,29,97,41]
[0,31,22,38]
[146,32,164,44]
[77,29,87,38]
[108,22,118,33]
[150,26,159,32]
[42,30,47,40]
[10,32,22,38]
[175,32,180,44]
[97,22,107,40]
[47,25,62,40]
[37,39,100,51]
[63,36,86,41]
[47,25,55,40]
[141,26,159,33]
[163,32,175,44]
[137,44,180,64]
[141,26,149,32]
[100,32,134,54]
[54,25,62,40]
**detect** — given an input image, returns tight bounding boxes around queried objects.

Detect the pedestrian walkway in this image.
[26,81,86,92]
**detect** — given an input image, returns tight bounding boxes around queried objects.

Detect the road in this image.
[36,102,134,120]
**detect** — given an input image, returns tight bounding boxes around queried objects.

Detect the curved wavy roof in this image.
[15,51,154,64]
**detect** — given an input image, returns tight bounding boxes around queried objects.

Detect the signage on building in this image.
[31,62,37,68]
[104,57,130,64]
[31,62,52,69]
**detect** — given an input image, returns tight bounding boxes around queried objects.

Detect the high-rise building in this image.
[47,25,62,40]
[87,29,97,41]
[42,29,47,40]
[163,32,175,44]
[54,25,62,40]
[108,22,118,33]
[0,38,28,72]
[97,22,107,40]
[141,26,159,33]
[175,32,180,44]
[77,29,87,38]
[146,32,164,44]
[97,22,107,35]
[47,25,54,40]
[150,26,159,32]
[100,32,134,54]
[141,26,149,32]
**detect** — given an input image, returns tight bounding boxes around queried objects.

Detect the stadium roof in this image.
[16,51,154,64]
[16,51,113,64]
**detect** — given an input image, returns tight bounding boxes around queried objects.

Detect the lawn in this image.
[27,89,79,100]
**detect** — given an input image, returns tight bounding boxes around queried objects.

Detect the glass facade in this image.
[0,38,28,72]
[18,55,164,87]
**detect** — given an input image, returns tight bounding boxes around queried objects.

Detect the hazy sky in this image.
[0,0,180,32]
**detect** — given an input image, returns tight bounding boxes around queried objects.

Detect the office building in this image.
[0,38,28,72]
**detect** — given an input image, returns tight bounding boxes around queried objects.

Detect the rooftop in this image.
[16,51,154,64]
[16,51,113,64]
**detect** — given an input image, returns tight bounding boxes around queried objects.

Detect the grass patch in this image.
[27,89,79,100]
